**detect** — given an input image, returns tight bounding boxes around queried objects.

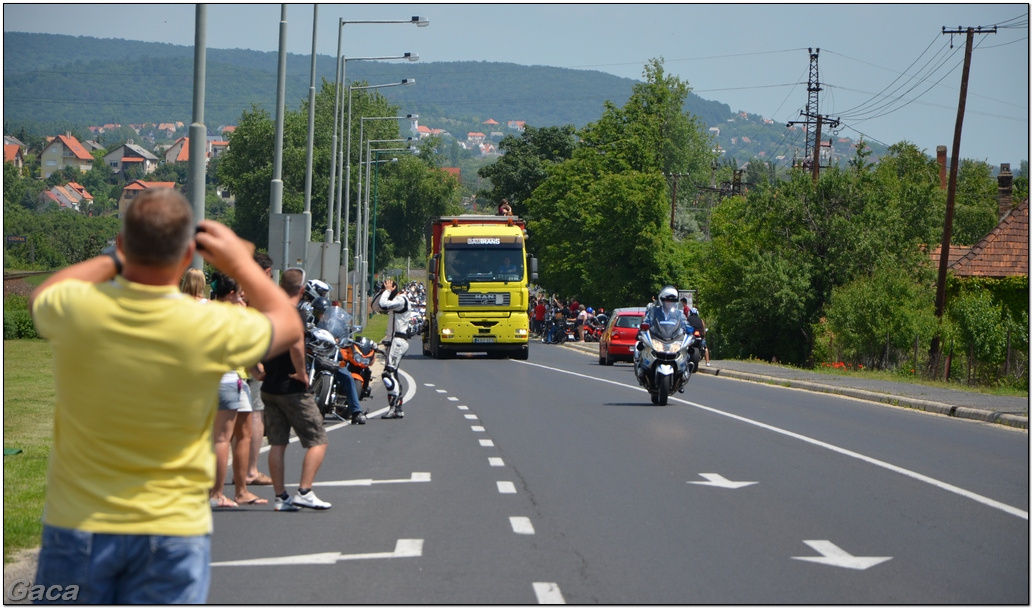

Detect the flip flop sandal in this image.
[235,495,269,505]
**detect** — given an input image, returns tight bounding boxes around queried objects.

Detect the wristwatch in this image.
[101,245,123,275]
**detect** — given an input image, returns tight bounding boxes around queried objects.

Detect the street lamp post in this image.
[350,117,415,316]
[369,147,416,291]
[358,137,415,324]
[342,85,414,315]
[326,14,427,289]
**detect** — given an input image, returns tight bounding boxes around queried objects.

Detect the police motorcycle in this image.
[633,287,701,406]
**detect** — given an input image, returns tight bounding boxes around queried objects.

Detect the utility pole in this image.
[666,172,689,229]
[787,48,839,183]
[930,25,996,372]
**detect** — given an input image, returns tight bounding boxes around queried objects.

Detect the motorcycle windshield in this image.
[317,306,353,341]
[645,307,686,342]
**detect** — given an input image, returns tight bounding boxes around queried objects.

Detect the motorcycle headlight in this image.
[650,337,681,354]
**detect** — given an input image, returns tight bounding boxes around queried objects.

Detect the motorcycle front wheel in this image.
[312,373,334,415]
[657,374,671,406]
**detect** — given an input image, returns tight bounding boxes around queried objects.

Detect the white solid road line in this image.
[515,360,1029,521]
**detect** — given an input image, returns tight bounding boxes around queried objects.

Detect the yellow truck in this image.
[422,215,537,359]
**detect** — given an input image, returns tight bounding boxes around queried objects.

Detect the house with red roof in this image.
[118,180,179,217]
[43,182,93,212]
[4,144,25,174]
[40,133,94,178]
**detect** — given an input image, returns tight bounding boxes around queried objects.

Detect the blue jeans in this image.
[334,367,362,415]
[33,525,210,604]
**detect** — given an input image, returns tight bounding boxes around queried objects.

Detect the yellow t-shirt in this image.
[32,276,273,536]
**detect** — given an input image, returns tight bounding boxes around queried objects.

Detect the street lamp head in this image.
[404,52,419,61]
[406,114,419,120]
[401,78,415,85]
[412,16,430,27]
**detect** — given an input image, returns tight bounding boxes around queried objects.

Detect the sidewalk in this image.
[563,341,1028,430]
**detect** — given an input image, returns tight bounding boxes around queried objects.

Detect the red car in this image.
[598,307,647,365]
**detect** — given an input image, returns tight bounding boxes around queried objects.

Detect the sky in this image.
[4,2,1030,168]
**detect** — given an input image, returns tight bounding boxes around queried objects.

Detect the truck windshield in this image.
[444,246,523,283]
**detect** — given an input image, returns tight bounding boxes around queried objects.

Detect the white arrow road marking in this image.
[211,539,424,567]
[792,540,892,570]
[313,472,430,487]
[533,582,566,604]
[688,473,758,489]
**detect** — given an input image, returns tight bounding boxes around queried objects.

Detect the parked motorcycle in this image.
[633,305,701,405]
[341,334,377,400]
[307,306,363,421]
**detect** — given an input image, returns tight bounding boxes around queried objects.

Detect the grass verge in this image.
[2,313,389,564]
[3,339,53,564]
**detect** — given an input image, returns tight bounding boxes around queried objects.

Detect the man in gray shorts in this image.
[260,268,331,511]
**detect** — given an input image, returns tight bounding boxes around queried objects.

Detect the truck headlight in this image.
[441,328,454,339]
[515,328,528,338]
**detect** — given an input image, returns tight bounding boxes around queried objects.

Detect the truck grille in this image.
[458,292,511,306]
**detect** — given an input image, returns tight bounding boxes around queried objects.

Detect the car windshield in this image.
[444,245,523,283]
[644,306,685,341]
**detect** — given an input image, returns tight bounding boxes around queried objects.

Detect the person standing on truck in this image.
[378,278,411,419]
[497,198,513,216]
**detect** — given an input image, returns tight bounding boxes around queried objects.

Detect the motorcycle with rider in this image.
[633,286,702,405]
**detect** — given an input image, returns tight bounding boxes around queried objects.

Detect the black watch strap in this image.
[101,246,122,275]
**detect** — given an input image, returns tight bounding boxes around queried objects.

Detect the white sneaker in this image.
[292,489,332,510]
[274,494,299,512]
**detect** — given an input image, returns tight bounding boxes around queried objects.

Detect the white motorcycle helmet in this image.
[658,285,679,314]
[304,279,330,302]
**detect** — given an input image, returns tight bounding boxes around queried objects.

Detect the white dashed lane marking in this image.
[497,481,517,494]
[533,582,566,604]
[479,439,495,447]
[489,457,505,467]
[510,516,535,534]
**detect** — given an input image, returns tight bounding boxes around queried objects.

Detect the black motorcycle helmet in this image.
[312,297,331,320]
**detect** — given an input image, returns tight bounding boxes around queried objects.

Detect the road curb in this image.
[698,366,1028,430]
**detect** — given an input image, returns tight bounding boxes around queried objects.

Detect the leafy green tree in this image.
[952,159,998,245]
[374,148,463,266]
[523,59,711,306]
[945,289,1009,384]
[822,262,938,369]
[476,124,576,213]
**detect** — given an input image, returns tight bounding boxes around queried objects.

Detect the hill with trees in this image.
[2,32,874,166]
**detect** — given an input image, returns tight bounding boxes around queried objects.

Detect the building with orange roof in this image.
[4,143,25,174]
[103,141,160,176]
[43,182,94,212]
[118,180,179,217]
[40,132,94,178]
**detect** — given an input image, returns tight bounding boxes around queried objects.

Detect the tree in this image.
[523,58,712,306]
[476,124,576,214]
[952,159,998,245]
[374,147,463,265]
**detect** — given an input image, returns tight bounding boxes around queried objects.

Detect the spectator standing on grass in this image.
[244,252,274,486]
[261,268,333,511]
[29,188,302,603]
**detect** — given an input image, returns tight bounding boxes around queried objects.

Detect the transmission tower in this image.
[787,47,839,182]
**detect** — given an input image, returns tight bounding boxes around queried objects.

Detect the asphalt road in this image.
[206,340,1028,604]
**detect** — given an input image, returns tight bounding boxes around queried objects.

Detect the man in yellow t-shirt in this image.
[30,189,302,604]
